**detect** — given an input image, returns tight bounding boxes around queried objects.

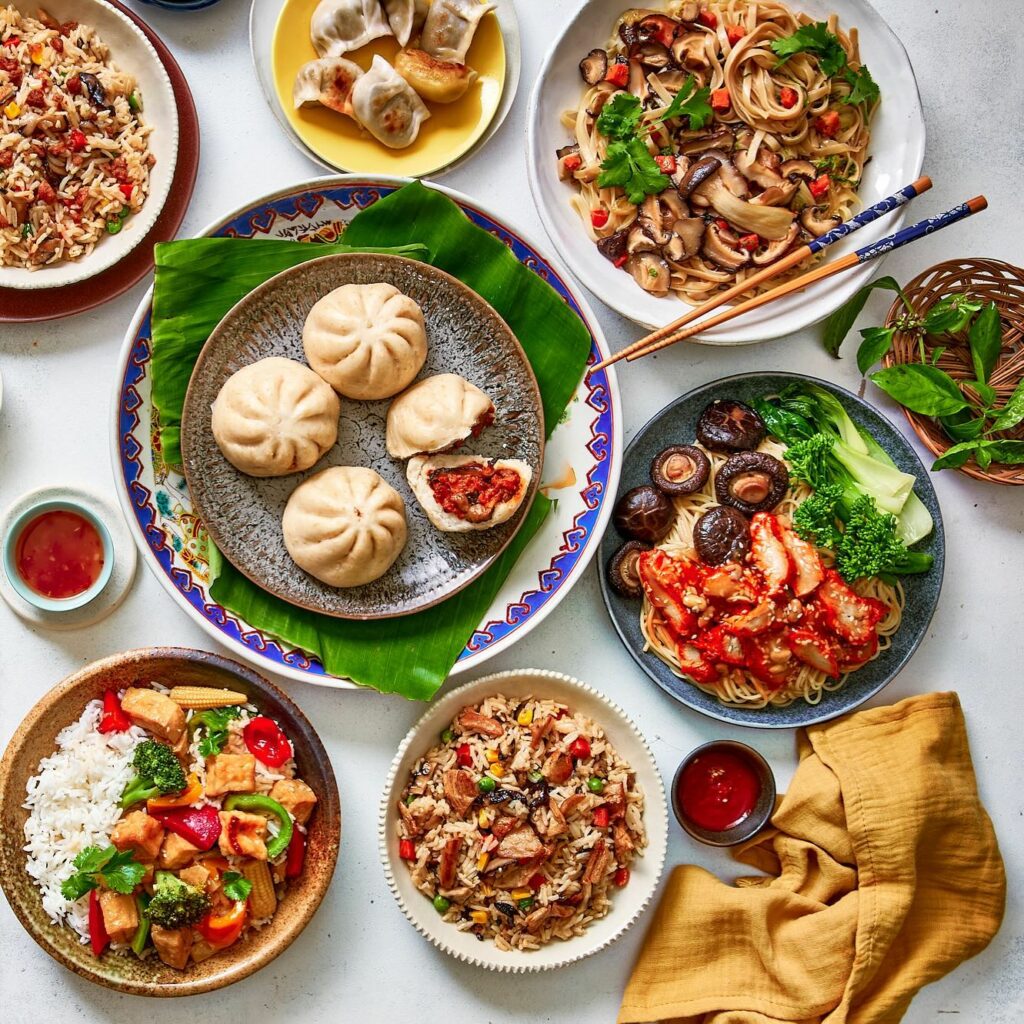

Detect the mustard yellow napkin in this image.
[620,693,1005,1024]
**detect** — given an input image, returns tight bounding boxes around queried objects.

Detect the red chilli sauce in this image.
[14,509,104,599]
[677,747,762,832]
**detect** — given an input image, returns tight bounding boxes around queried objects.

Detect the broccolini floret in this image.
[119,740,187,808]
[145,871,211,929]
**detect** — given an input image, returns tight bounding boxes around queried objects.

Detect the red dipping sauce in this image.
[677,746,762,832]
[14,509,105,599]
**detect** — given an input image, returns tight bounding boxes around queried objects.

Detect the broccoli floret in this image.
[145,871,211,929]
[784,433,837,489]
[792,483,845,549]
[834,494,934,582]
[119,740,187,808]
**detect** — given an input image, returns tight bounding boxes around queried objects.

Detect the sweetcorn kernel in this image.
[4,102,20,118]
[476,853,490,871]
[469,910,489,925]
[484,749,500,764]
[490,764,505,778]
[516,707,534,726]
[510,888,532,901]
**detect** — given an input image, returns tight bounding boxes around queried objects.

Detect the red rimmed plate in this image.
[0,0,199,323]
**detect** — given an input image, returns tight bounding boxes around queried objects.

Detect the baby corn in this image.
[241,859,277,920]
[170,686,246,709]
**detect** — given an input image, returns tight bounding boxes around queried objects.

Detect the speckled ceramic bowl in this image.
[599,372,945,729]
[379,669,668,971]
[0,647,341,997]
[180,252,544,620]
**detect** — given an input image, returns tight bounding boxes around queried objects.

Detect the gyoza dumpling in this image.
[303,281,427,400]
[283,466,407,587]
[350,55,430,149]
[293,57,363,116]
[394,48,477,104]
[211,357,340,478]
[311,0,392,57]
[420,0,493,64]
[407,454,532,531]
[382,0,414,46]
[386,374,494,458]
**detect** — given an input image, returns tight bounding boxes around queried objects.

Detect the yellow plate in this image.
[272,0,506,177]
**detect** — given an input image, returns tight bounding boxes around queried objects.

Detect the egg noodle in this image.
[561,0,876,305]
[640,439,904,708]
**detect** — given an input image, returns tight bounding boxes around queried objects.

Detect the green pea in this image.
[128,92,141,113]
[106,219,122,235]
[517,897,534,912]
[432,894,451,914]
[527,769,544,784]
[587,776,605,794]
[477,775,496,793]
[440,727,455,744]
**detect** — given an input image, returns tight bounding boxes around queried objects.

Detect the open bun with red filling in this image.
[407,454,532,532]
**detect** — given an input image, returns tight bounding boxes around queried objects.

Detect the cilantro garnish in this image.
[60,845,146,901]
[595,93,644,142]
[222,871,254,902]
[657,75,713,130]
[597,138,670,204]
[841,65,880,107]
[771,22,849,78]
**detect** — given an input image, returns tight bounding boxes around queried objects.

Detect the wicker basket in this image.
[882,258,1024,485]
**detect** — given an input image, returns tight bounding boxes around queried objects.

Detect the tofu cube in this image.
[269,779,318,825]
[121,688,186,744]
[158,832,201,871]
[99,890,139,945]
[205,753,256,797]
[217,810,268,861]
[111,811,165,862]
[151,924,193,970]
[178,863,211,892]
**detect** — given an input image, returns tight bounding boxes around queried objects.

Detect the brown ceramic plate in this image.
[0,647,341,997]
[0,0,200,323]
[179,252,545,620]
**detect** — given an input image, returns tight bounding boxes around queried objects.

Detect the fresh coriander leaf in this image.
[72,845,114,874]
[870,364,970,416]
[101,850,147,895]
[60,873,98,901]
[771,22,848,78]
[598,138,669,205]
[595,93,643,142]
[841,65,879,106]
[856,326,895,374]
[222,871,254,902]
[821,276,907,356]
[60,845,144,901]
[940,409,985,443]
[657,75,713,130]
[989,380,1024,433]
[968,302,1002,385]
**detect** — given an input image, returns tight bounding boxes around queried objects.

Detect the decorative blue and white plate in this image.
[111,176,621,690]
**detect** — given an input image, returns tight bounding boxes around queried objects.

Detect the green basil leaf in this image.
[931,441,981,471]
[923,294,981,335]
[967,302,1002,385]
[869,364,970,416]
[980,440,1024,465]
[976,446,994,470]
[973,381,996,408]
[930,346,946,365]
[822,276,907,357]
[989,380,1024,432]
[856,326,895,374]
[940,409,985,443]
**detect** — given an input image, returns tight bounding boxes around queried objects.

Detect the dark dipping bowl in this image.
[0,647,341,996]
[671,740,776,847]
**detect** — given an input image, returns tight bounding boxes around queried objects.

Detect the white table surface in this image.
[1,1,1021,1020]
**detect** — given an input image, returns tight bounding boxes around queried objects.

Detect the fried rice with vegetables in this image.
[397,695,647,951]
[0,6,153,269]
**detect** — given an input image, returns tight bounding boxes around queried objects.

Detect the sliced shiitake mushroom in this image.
[698,151,748,199]
[627,223,659,254]
[673,217,705,257]
[800,206,842,237]
[702,222,751,272]
[752,223,800,266]
[579,48,609,85]
[715,451,789,514]
[637,14,681,45]
[606,539,652,598]
[693,506,751,565]
[678,128,734,154]
[613,485,674,542]
[597,228,630,264]
[734,149,784,190]
[650,444,710,495]
[556,143,580,180]
[628,252,671,295]
[750,181,798,207]
[671,31,708,68]
[696,399,766,452]
[780,159,816,180]
[629,39,673,69]
[676,155,721,197]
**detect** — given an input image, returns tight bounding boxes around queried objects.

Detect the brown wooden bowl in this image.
[882,258,1024,485]
[0,647,340,996]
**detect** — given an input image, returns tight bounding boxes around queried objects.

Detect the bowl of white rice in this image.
[0,0,178,289]
[0,646,340,996]
[380,668,668,971]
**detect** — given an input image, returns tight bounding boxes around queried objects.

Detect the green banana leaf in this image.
[146,182,592,699]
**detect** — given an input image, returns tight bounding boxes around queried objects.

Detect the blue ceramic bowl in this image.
[599,372,945,729]
[134,0,223,10]
[2,499,115,612]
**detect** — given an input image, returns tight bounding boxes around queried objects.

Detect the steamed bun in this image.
[386,373,494,458]
[303,282,428,400]
[282,466,407,587]
[211,357,340,478]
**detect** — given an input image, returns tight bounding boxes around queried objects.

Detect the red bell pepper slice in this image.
[149,804,222,851]
[604,60,628,87]
[286,829,306,878]
[97,689,131,734]
[88,889,109,957]
[593,806,610,829]
[569,737,591,760]
[242,716,293,768]
[614,867,630,887]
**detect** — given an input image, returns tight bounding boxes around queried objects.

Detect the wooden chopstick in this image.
[589,175,933,375]
[623,195,988,363]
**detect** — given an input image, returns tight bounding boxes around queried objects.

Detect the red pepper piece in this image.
[242,716,293,768]
[779,86,799,109]
[590,208,609,229]
[398,838,416,861]
[66,73,81,94]
[738,233,760,252]
[149,804,222,850]
[710,88,731,113]
[97,689,131,734]
[809,174,831,201]
[614,867,630,887]
[118,182,134,201]
[815,110,841,138]
[569,737,591,760]
[3,35,20,47]
[286,829,306,878]
[698,9,717,29]
[654,154,676,174]
[88,889,109,957]
[613,253,629,268]
[593,806,610,828]
[67,128,87,152]
[528,872,545,890]
[725,24,745,46]
[562,153,582,173]
[714,217,731,233]
[604,61,629,87]
[456,742,473,768]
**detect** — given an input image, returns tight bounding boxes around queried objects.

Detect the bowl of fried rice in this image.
[380,669,668,971]
[0,0,178,289]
